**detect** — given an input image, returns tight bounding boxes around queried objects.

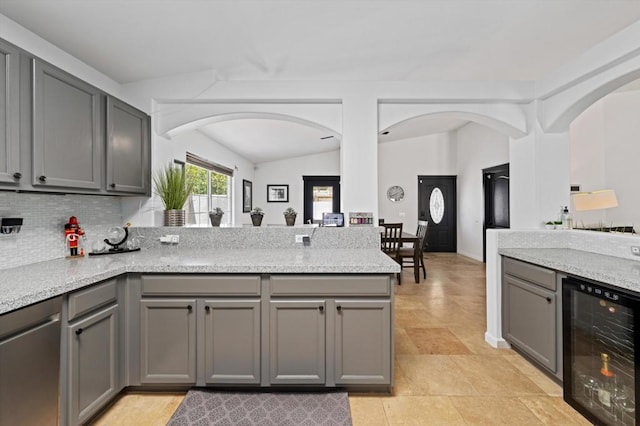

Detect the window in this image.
[185,153,233,226]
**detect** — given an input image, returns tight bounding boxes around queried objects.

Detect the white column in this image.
[340,92,379,221]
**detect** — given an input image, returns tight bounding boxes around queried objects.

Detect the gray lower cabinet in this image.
[106,96,150,194]
[204,299,261,384]
[0,39,21,184]
[67,304,119,425]
[334,300,391,385]
[0,297,62,426]
[32,59,101,189]
[140,298,197,384]
[502,256,561,378]
[269,300,326,384]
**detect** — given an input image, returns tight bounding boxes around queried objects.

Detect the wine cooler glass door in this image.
[563,277,638,426]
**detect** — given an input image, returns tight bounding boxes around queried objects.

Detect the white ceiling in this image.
[2,0,639,162]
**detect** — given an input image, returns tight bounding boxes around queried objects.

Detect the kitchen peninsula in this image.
[0,226,398,425]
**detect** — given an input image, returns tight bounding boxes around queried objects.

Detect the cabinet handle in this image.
[546,297,552,303]
[205,306,210,312]
[13,172,22,180]
[75,328,83,336]
[318,306,324,313]
[187,305,193,312]
[39,175,47,182]
[109,183,116,188]
[337,305,342,312]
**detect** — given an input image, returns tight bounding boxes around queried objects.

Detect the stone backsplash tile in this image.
[0,192,122,269]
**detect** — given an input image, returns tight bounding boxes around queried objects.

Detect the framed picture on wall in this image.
[242,180,252,212]
[267,184,289,203]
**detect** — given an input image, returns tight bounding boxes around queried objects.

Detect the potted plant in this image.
[250,207,264,226]
[545,221,555,230]
[153,163,194,226]
[283,207,297,226]
[209,207,224,227]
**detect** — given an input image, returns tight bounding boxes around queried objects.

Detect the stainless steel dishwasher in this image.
[0,297,62,426]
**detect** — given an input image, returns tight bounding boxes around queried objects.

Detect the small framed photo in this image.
[267,184,289,203]
[242,180,252,212]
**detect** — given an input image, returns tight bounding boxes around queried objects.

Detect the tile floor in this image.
[92,253,590,425]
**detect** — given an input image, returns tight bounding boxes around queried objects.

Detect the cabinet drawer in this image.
[68,279,117,321]
[503,257,555,291]
[141,275,261,296]
[270,275,391,296]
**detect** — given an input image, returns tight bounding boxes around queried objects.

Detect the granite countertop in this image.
[0,248,400,315]
[499,248,640,292]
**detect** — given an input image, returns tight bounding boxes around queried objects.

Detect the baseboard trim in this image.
[484,331,511,349]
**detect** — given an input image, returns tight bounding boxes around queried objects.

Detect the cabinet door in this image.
[0,40,20,184]
[106,96,150,194]
[204,299,260,384]
[503,274,556,372]
[0,318,60,426]
[140,299,196,383]
[269,300,325,384]
[334,300,391,385]
[32,60,101,189]
[68,305,118,425]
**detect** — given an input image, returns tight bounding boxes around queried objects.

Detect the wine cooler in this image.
[563,276,639,425]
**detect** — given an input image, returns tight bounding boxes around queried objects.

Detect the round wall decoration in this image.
[387,185,405,202]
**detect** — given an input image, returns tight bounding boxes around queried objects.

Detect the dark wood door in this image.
[303,176,340,224]
[483,163,510,262]
[418,176,456,252]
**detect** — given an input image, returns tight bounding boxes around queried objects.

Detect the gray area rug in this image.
[167,389,352,426]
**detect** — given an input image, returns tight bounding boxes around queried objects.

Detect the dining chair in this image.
[398,220,428,282]
[381,222,403,284]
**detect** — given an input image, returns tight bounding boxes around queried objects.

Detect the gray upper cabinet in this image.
[32,60,101,189]
[334,300,391,385]
[0,40,20,184]
[106,96,150,194]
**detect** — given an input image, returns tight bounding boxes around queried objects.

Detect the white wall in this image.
[456,123,510,260]
[122,130,255,226]
[570,89,640,230]
[377,132,457,232]
[253,150,340,225]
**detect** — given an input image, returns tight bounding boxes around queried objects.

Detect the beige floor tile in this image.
[349,396,390,426]
[396,354,477,396]
[519,396,593,425]
[405,327,472,355]
[395,327,421,355]
[450,396,544,425]
[90,393,185,426]
[502,352,564,397]
[383,396,466,425]
[451,354,546,396]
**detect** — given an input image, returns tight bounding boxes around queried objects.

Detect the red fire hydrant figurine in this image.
[64,216,85,257]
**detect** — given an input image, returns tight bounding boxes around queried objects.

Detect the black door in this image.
[303,176,340,224]
[418,176,456,252]
[483,163,510,262]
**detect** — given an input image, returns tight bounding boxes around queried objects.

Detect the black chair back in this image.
[381,223,403,257]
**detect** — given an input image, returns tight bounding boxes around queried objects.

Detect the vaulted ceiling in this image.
[2,0,639,162]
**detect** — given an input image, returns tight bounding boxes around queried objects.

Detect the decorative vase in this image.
[284,214,296,226]
[164,209,185,226]
[209,213,223,227]
[251,214,263,226]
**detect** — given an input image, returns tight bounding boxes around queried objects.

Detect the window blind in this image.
[186,152,234,176]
